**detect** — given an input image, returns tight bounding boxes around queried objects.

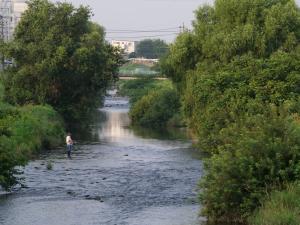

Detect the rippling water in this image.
[0,94,205,225]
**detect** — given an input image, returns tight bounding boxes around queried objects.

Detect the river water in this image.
[0,94,205,225]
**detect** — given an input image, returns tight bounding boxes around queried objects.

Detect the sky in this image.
[59,0,300,43]
[58,0,213,42]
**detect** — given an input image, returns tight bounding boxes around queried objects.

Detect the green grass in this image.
[119,63,160,76]
[0,104,65,190]
[249,183,300,225]
[0,75,64,190]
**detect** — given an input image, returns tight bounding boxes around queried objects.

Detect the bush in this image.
[250,183,300,225]
[0,104,64,190]
[199,105,300,222]
[129,88,180,128]
[117,78,173,104]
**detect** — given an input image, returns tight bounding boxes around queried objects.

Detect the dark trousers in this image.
[67,144,73,158]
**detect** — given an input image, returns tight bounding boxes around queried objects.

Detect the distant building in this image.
[0,0,27,42]
[111,40,137,54]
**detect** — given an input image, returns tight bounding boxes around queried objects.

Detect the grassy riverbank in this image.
[250,182,300,225]
[0,102,64,190]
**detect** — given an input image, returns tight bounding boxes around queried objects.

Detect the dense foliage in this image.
[0,103,64,190]
[118,78,181,128]
[136,39,169,59]
[161,0,300,222]
[1,0,121,122]
[130,87,180,128]
[250,182,300,225]
[118,78,172,104]
[199,105,300,221]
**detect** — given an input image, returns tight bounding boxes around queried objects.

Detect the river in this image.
[0,93,205,225]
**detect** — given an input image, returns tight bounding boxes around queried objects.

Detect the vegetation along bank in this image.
[0,0,121,190]
[161,0,300,224]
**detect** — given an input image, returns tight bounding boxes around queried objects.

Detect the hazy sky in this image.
[57,0,212,42]
[59,0,300,43]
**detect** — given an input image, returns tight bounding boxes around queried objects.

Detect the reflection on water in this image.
[132,125,188,140]
[98,109,177,146]
[99,108,133,143]
[0,95,205,225]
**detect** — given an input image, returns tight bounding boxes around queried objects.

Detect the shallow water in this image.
[0,95,205,225]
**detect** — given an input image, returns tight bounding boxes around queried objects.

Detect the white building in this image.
[111,40,136,54]
[0,0,27,42]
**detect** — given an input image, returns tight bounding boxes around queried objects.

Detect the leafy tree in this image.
[136,39,169,59]
[128,52,136,59]
[163,0,300,89]
[1,0,121,121]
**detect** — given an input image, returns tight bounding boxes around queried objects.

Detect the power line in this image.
[106,27,180,32]
[107,33,179,39]
[106,30,178,34]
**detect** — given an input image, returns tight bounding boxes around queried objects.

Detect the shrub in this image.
[118,78,157,104]
[199,105,300,222]
[117,78,172,104]
[130,88,180,128]
[0,104,64,190]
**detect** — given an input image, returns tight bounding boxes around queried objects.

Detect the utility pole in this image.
[179,23,186,33]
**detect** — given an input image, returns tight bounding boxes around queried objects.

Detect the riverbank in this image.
[0,103,65,190]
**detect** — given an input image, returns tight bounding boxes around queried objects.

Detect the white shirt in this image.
[66,136,73,145]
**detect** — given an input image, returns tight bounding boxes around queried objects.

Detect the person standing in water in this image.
[66,133,74,158]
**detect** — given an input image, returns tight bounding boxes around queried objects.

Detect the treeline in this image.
[161,0,300,224]
[0,0,120,190]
